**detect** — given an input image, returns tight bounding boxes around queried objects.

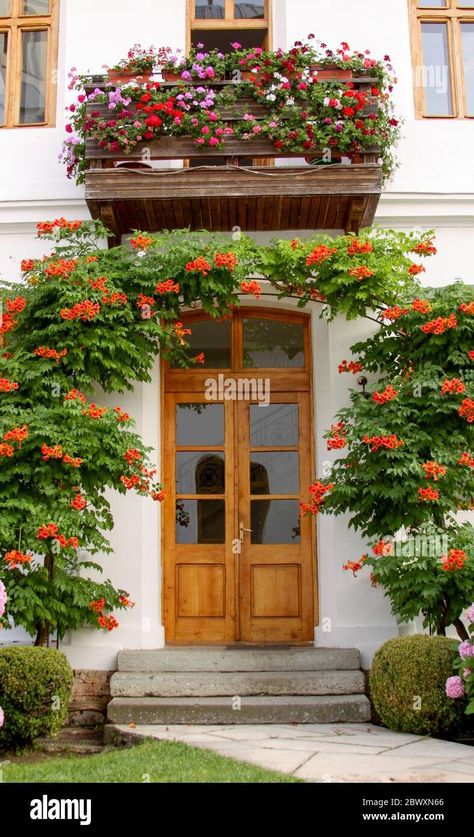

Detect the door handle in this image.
[239,522,253,541]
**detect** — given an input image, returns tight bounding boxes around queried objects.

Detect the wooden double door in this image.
[162,310,316,644]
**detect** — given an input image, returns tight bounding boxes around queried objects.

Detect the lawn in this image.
[2,739,302,783]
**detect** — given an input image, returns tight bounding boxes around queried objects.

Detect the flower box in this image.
[162,70,184,83]
[108,69,152,85]
[311,65,353,81]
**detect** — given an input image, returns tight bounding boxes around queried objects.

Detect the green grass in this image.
[2,739,302,783]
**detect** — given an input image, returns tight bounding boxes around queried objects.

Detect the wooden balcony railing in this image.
[83,77,383,238]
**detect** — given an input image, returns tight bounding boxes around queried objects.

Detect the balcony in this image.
[83,76,384,239]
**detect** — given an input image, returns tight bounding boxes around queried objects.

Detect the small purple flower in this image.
[231,42,241,50]
[181,70,192,81]
[467,604,474,623]
[463,667,472,678]
[459,640,474,659]
[0,706,4,729]
[196,52,205,61]
[197,42,204,49]
[446,676,464,699]
[0,579,6,617]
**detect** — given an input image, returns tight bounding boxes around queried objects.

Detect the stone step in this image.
[110,669,365,698]
[117,647,360,673]
[107,695,371,725]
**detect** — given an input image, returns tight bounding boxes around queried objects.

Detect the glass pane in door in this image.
[176,452,225,494]
[251,500,301,544]
[0,1,10,16]
[19,29,47,124]
[243,319,305,368]
[250,404,298,447]
[176,499,225,543]
[176,403,224,446]
[250,452,299,495]
[171,319,231,369]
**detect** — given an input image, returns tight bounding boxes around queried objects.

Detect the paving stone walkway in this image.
[113,722,474,782]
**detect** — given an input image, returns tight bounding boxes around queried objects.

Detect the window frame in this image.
[186,0,272,52]
[0,0,59,128]
[409,0,474,118]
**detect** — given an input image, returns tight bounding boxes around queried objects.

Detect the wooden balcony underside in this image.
[85,165,382,236]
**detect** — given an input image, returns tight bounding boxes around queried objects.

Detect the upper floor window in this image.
[187,0,271,51]
[0,0,59,127]
[409,0,474,117]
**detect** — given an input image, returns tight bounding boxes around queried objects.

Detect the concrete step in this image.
[107,695,371,725]
[117,647,360,673]
[110,669,365,698]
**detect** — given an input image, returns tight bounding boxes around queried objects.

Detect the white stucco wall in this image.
[1,0,473,667]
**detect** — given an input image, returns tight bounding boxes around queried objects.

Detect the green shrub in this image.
[370,634,468,736]
[0,647,73,748]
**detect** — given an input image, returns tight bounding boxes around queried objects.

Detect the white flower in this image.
[324,97,330,107]
[266,93,276,102]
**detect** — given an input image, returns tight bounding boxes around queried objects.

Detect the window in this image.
[0,0,59,127]
[187,0,271,52]
[409,0,474,117]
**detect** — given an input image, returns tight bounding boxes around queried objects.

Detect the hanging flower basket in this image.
[311,65,353,81]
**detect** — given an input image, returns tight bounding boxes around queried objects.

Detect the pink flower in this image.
[201,126,210,134]
[467,604,474,623]
[65,124,73,133]
[445,676,464,699]
[0,579,6,617]
[252,125,262,134]
[209,137,219,146]
[0,706,3,729]
[231,42,242,50]
[458,640,474,659]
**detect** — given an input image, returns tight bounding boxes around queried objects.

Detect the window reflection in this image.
[250,452,299,495]
[251,500,301,544]
[244,319,305,368]
[176,404,225,446]
[250,404,298,447]
[176,452,225,494]
[176,500,225,543]
[20,29,47,124]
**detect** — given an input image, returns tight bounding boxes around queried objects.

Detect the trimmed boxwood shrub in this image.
[0,647,73,748]
[370,634,468,736]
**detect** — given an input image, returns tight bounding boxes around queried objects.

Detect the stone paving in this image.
[112,722,474,782]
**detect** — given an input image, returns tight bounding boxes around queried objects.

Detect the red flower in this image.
[151,490,166,502]
[458,452,474,468]
[194,353,205,365]
[408,264,426,276]
[214,252,238,272]
[90,598,105,614]
[5,550,32,568]
[364,435,404,452]
[343,558,366,576]
[71,493,87,511]
[124,448,142,465]
[61,300,100,322]
[98,615,119,631]
[185,257,212,276]
[6,297,27,314]
[42,444,63,461]
[421,315,457,335]
[0,444,15,458]
[373,540,394,556]
[412,298,432,314]
[155,280,180,295]
[241,281,262,300]
[63,454,83,468]
[114,407,130,423]
[4,425,28,445]
[339,360,362,374]
[382,306,409,321]
[65,389,86,403]
[347,240,373,256]
[372,385,398,404]
[459,302,474,315]
[0,378,19,393]
[130,235,153,250]
[82,404,108,420]
[34,347,68,363]
[418,486,440,502]
[413,240,437,256]
[459,398,474,423]
[348,266,375,280]
[21,260,35,272]
[422,461,446,481]
[441,378,465,396]
[442,549,467,572]
[306,245,337,266]
[120,594,135,609]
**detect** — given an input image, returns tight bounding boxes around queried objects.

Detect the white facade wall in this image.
[1,0,473,668]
